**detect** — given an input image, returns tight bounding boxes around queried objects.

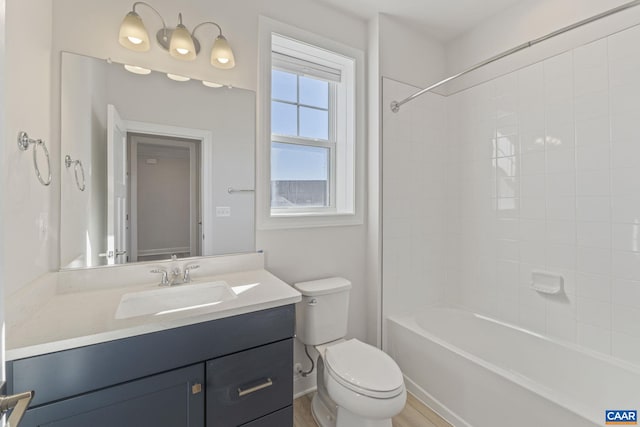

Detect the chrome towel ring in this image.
[17,131,52,186]
[65,155,86,192]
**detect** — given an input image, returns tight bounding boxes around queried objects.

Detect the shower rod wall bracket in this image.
[390,0,640,112]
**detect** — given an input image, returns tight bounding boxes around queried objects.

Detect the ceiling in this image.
[313,0,526,41]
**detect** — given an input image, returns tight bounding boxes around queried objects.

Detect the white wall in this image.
[4,0,54,296]
[379,14,446,90]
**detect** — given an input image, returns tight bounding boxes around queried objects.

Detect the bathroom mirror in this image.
[60,52,255,270]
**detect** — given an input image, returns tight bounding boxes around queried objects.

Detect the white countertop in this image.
[7,268,301,361]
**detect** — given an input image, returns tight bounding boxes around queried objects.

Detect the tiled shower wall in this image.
[382,24,640,365]
[445,25,640,364]
[382,79,448,324]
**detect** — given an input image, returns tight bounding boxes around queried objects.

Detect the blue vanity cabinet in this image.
[19,364,205,427]
[7,305,295,427]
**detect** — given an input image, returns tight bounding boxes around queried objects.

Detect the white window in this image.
[257,18,363,229]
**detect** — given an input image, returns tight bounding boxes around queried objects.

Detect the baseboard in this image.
[293,373,317,399]
[404,375,471,427]
[294,386,317,400]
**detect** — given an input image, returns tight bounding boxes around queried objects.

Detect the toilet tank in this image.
[293,277,352,345]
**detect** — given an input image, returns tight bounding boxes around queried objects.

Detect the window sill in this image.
[257,211,363,230]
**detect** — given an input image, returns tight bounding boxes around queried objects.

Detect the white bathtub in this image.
[387,307,640,427]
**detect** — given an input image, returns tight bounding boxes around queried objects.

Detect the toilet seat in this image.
[324,339,404,399]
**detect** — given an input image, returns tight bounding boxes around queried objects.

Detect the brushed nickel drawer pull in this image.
[237,378,273,397]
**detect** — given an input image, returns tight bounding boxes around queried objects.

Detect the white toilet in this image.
[294,277,406,427]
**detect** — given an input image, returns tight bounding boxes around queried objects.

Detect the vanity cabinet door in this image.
[20,364,205,427]
[206,338,293,427]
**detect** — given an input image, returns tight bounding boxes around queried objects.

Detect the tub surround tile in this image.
[577,247,612,276]
[612,332,640,364]
[575,116,610,147]
[575,196,610,222]
[576,272,612,302]
[578,322,612,355]
[612,224,640,253]
[612,279,640,306]
[384,25,640,368]
[576,221,612,249]
[612,305,640,338]
[612,251,640,281]
[577,297,612,330]
[546,220,576,245]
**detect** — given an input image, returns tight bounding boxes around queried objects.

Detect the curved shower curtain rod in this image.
[390,0,640,113]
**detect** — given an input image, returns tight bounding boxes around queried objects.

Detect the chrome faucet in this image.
[183,264,200,283]
[151,259,200,286]
[150,268,170,286]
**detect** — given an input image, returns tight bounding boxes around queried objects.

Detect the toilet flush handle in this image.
[308,298,318,306]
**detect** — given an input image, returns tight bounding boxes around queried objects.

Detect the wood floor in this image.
[293,392,452,427]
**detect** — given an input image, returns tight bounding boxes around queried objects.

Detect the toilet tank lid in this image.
[293,277,351,296]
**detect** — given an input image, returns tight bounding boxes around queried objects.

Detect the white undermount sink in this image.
[115,281,237,320]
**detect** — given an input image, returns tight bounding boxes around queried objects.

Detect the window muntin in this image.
[271,70,330,140]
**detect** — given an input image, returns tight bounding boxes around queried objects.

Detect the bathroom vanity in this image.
[5,254,301,427]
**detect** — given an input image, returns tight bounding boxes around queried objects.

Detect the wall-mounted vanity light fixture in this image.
[118,1,236,69]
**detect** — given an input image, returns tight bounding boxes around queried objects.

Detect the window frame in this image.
[257,17,364,230]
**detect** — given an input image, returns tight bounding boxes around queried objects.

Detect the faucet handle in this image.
[183,264,200,283]
[151,268,170,286]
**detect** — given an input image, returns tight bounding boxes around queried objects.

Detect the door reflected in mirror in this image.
[129,133,201,263]
[60,52,256,269]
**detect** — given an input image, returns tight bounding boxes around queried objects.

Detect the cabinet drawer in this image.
[206,339,292,427]
[240,406,292,427]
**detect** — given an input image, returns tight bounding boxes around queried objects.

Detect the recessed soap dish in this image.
[530,270,564,294]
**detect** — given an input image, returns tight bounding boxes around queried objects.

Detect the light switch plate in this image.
[216,207,231,217]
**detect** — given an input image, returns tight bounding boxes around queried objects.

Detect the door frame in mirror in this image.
[112,120,213,261]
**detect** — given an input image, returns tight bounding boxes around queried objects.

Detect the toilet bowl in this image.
[317,339,406,427]
[293,277,406,427]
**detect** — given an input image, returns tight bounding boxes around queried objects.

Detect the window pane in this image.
[271,101,297,136]
[299,107,329,140]
[271,142,329,208]
[299,76,328,108]
[272,69,297,102]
